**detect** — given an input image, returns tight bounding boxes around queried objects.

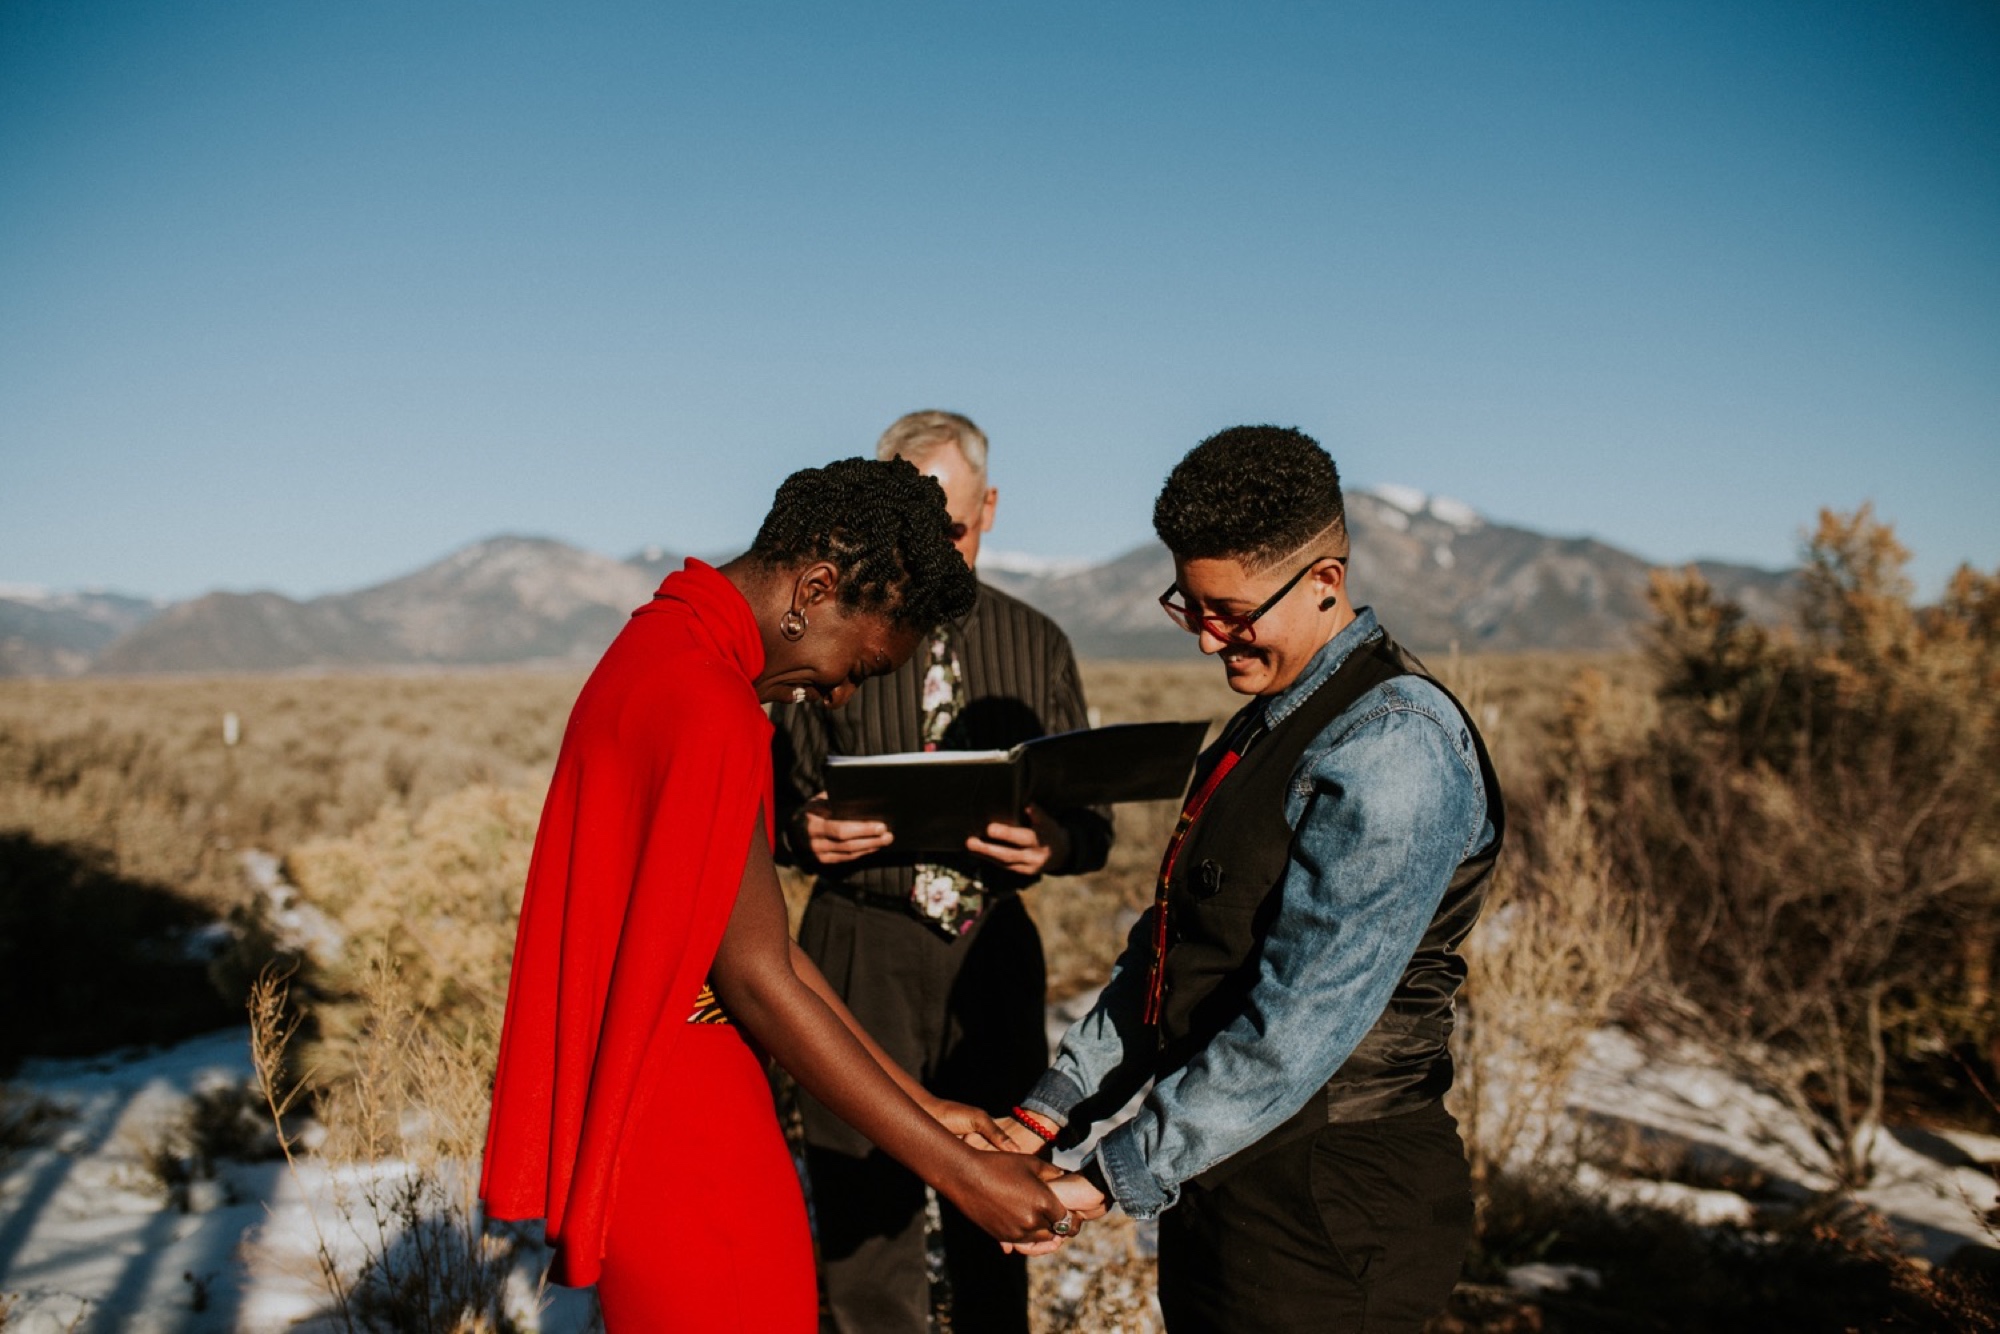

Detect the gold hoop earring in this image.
[779,609,808,641]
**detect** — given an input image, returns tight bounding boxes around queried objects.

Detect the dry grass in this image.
[0,671,576,1064]
[1573,514,2000,1187]
[251,958,522,1333]
[1451,783,1655,1204]
[36,643,1919,1327]
[0,670,578,912]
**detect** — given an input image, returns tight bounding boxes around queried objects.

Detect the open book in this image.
[822,719,1211,855]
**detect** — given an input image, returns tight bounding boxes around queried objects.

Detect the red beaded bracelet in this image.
[1012,1106,1059,1143]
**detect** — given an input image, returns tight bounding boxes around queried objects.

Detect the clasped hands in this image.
[930,1099,1108,1255]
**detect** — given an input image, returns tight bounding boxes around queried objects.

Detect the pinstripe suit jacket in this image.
[771,581,1113,900]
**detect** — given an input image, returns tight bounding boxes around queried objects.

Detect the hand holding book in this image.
[821,720,1210,857]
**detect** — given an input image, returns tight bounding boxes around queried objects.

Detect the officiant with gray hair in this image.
[772,409,1114,1334]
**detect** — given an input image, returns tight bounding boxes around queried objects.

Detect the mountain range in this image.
[0,490,1795,677]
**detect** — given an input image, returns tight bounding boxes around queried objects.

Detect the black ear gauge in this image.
[1319,596,1337,611]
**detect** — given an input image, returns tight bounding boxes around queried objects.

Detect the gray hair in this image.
[875,410,988,481]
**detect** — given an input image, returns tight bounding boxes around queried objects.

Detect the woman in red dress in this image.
[479,458,1074,1330]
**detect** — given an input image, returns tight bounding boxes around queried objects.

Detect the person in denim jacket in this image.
[1005,425,1505,1333]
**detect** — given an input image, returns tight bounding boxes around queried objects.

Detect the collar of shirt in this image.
[1253,605,1383,734]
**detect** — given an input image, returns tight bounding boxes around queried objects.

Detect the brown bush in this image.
[251,957,520,1334]
[1453,783,1654,1200]
[1571,508,2000,1186]
[0,671,579,913]
[284,783,540,1071]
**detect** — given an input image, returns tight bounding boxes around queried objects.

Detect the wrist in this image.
[1011,1105,1060,1145]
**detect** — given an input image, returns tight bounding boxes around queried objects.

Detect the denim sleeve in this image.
[1085,681,1491,1218]
[1019,910,1159,1126]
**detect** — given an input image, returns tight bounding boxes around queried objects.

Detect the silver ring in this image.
[1052,1211,1075,1237]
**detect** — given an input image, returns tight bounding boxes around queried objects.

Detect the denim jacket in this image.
[1019,608,1495,1219]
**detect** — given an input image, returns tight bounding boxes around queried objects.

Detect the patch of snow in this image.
[1506,1262,1601,1295]
[1433,544,1455,569]
[1369,484,1429,515]
[2,1030,599,1334]
[1575,1164,1757,1228]
[1565,1027,2000,1262]
[3,1289,92,1333]
[1371,506,1410,532]
[1428,494,1481,529]
[240,850,345,965]
[1934,1127,2000,1166]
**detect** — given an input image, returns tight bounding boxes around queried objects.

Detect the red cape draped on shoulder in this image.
[479,559,772,1288]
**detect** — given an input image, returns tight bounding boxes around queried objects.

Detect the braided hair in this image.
[1153,425,1348,570]
[749,457,978,630]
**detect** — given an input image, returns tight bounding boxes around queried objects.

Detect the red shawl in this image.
[479,559,772,1287]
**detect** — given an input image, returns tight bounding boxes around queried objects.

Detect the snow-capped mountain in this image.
[2,497,1797,676]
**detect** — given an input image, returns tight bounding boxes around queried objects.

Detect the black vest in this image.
[1158,626,1505,1144]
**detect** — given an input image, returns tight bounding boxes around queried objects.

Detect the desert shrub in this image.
[243,778,541,1331]
[0,672,577,1063]
[0,672,578,914]
[1570,508,2000,1186]
[251,959,521,1334]
[1452,782,1654,1205]
[283,783,540,1078]
[186,1077,282,1166]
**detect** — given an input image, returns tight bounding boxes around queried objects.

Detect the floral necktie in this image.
[910,629,984,938]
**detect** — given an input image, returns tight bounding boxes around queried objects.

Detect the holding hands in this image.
[954,1108,1110,1254]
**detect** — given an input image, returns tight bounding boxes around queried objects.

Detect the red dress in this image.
[480,560,816,1330]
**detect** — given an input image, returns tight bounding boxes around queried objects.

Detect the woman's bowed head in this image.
[480,454,1097,1331]
[726,455,979,709]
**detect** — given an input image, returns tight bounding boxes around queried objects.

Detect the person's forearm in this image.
[1028,921,1157,1123]
[788,940,931,1108]
[723,956,966,1182]
[714,821,1061,1242]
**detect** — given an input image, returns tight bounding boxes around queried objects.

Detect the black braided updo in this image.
[749,457,977,630]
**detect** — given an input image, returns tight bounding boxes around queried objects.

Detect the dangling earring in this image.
[779,608,808,641]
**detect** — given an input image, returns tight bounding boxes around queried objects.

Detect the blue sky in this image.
[3,1,1996,601]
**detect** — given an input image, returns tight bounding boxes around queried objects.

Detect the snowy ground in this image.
[3,1021,1995,1331]
[1565,1027,2000,1266]
[0,1030,592,1334]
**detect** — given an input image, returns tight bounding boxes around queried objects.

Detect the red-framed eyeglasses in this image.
[1158,557,1341,645]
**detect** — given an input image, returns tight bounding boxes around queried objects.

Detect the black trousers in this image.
[1157,1101,1474,1334]
[796,890,1049,1334]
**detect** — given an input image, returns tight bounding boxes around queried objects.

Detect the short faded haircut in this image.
[876,410,989,481]
[1153,425,1348,571]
